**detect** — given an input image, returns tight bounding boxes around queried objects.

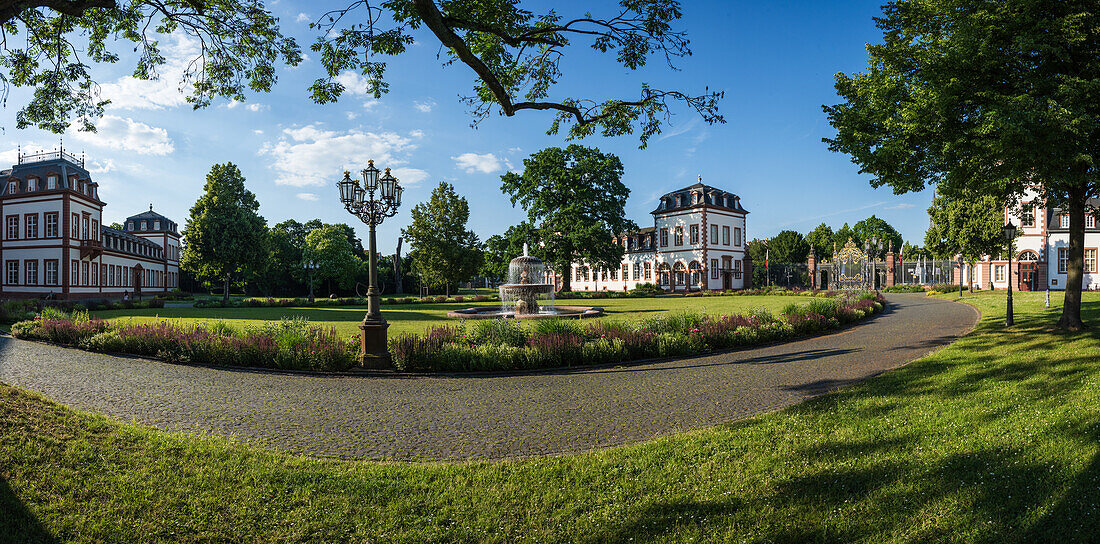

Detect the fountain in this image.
[446,244,603,320]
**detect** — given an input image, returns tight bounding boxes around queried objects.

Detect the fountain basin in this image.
[446,306,603,320]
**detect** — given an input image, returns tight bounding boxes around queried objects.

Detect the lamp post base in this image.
[359,320,392,369]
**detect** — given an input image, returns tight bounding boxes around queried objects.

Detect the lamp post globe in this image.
[337,161,403,368]
[1003,221,1017,326]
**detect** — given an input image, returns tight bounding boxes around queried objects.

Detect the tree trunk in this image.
[560,262,572,292]
[223,275,230,305]
[446,281,450,297]
[1058,190,1087,330]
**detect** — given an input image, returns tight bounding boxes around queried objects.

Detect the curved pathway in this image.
[0,294,977,460]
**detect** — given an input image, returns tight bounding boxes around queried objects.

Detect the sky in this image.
[0,0,934,253]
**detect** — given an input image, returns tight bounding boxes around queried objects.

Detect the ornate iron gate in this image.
[817,238,873,291]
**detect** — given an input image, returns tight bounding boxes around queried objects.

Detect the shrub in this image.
[883,285,925,293]
[469,319,529,347]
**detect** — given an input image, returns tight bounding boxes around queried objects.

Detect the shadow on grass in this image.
[0,470,56,543]
[582,499,744,544]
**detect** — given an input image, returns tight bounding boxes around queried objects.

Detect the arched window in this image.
[689,261,702,287]
[1018,251,1039,261]
[673,261,687,287]
[657,263,672,286]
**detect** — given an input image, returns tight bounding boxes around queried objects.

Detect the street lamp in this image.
[1003,221,1016,326]
[305,259,317,304]
[338,161,403,367]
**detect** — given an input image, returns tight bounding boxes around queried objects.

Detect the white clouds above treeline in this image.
[259,124,428,187]
[452,152,503,174]
[72,115,174,156]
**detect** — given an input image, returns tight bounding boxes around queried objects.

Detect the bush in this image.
[883,285,925,293]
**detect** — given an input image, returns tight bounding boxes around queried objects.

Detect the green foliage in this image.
[180,163,267,302]
[469,319,529,348]
[308,0,722,148]
[402,182,483,293]
[481,222,539,281]
[501,145,635,291]
[824,0,1100,328]
[805,223,834,259]
[304,224,362,291]
[925,188,1007,262]
[768,230,810,265]
[851,215,902,255]
[0,0,301,133]
[832,222,856,251]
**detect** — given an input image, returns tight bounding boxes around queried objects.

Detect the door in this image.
[1019,262,1037,291]
[133,264,143,295]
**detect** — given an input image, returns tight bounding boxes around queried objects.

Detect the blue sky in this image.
[0,0,933,251]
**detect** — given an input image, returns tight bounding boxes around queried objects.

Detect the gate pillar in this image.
[885,250,896,288]
[807,249,817,290]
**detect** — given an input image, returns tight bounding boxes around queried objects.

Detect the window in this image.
[45,261,57,285]
[1059,248,1069,273]
[91,219,98,241]
[1021,203,1035,227]
[45,213,58,238]
[610,267,618,281]
[23,260,37,285]
[995,265,1007,283]
[24,214,38,239]
[141,221,148,231]
[1087,249,1098,274]
[154,221,160,230]
[1088,215,1096,229]
[689,261,701,286]
[660,228,669,247]
[735,260,743,278]
[91,263,99,286]
[27,178,36,191]
[47,175,57,190]
[735,227,742,246]
[674,226,684,246]
[601,269,608,282]
[82,216,89,239]
[690,225,699,245]
[1061,214,1070,228]
[127,222,134,231]
[72,260,80,284]
[722,225,730,245]
[116,266,121,287]
[633,263,641,281]
[7,181,15,194]
[72,213,80,237]
[644,262,652,280]
[711,258,719,279]
[6,261,18,284]
[710,224,718,245]
[82,262,89,286]
[621,263,629,281]
[6,215,18,240]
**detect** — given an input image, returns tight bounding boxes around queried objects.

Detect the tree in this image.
[401,181,483,296]
[901,241,933,261]
[180,163,267,303]
[768,230,809,265]
[851,215,902,256]
[308,0,723,147]
[925,188,1006,264]
[824,0,1100,329]
[304,224,362,295]
[481,222,539,282]
[0,0,301,132]
[746,238,768,287]
[500,145,635,292]
[805,223,834,260]
[832,223,856,253]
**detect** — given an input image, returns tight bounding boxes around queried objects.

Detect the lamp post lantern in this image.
[305,259,317,304]
[338,161,403,367]
[1003,221,1016,326]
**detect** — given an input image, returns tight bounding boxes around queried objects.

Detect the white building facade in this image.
[569,181,751,292]
[957,187,1100,291]
[1,150,180,300]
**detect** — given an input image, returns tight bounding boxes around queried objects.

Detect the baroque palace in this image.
[1,149,180,300]
[568,179,751,292]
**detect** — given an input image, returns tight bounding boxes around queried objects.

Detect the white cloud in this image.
[296,192,319,201]
[452,152,503,174]
[71,115,174,155]
[363,99,381,111]
[98,35,200,110]
[346,111,359,120]
[296,12,310,22]
[259,124,420,187]
[225,100,268,112]
[885,203,917,210]
[253,129,264,135]
[86,159,116,174]
[390,167,429,187]
[408,129,424,139]
[413,99,436,113]
[335,70,374,95]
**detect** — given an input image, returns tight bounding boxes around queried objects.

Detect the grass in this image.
[90,295,801,338]
[3,290,1100,542]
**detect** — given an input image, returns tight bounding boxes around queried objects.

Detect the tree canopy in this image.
[180,162,267,303]
[805,223,834,260]
[767,230,809,265]
[401,181,483,295]
[851,215,902,256]
[925,188,1006,263]
[481,221,539,282]
[824,0,1100,329]
[304,224,362,293]
[500,145,635,291]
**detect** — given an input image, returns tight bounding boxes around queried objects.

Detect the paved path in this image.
[0,294,977,460]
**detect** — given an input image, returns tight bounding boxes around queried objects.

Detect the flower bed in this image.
[389,291,887,372]
[11,310,357,372]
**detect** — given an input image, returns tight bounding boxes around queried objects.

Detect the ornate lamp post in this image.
[305,259,317,304]
[1003,221,1016,326]
[338,161,403,367]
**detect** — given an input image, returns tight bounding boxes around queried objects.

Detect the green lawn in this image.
[91,295,802,337]
[3,291,1100,542]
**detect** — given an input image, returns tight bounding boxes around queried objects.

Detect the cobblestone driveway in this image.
[0,294,977,460]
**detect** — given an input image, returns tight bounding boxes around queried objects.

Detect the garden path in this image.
[0,294,977,460]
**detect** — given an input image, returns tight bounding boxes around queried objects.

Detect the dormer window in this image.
[127,222,134,231]
[154,220,160,230]
[8,181,16,194]
[141,221,148,231]
[47,175,57,190]
[28,178,36,191]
